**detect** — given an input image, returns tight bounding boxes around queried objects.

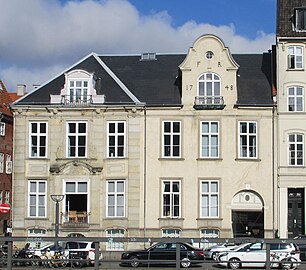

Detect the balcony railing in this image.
[62,211,89,224]
[194,96,225,110]
[61,95,93,105]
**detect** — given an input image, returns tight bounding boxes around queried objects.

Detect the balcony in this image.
[62,211,89,228]
[194,96,225,110]
[50,94,105,106]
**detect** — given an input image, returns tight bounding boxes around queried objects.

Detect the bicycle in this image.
[270,251,299,270]
[41,250,68,268]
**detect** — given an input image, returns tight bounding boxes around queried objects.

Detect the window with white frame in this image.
[199,229,220,249]
[28,180,47,217]
[106,229,125,250]
[239,121,257,158]
[67,122,87,158]
[5,154,12,174]
[201,121,219,158]
[107,180,125,217]
[162,121,181,158]
[288,46,303,69]
[0,191,3,204]
[162,229,181,238]
[4,191,9,204]
[28,229,47,248]
[288,86,304,112]
[107,121,126,158]
[198,73,221,104]
[0,122,5,136]
[289,133,304,166]
[294,8,306,31]
[0,153,4,173]
[30,122,47,158]
[69,80,89,103]
[65,181,88,223]
[200,180,219,218]
[162,180,180,218]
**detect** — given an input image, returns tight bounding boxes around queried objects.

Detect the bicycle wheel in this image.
[71,256,83,268]
[31,255,42,267]
[281,257,298,270]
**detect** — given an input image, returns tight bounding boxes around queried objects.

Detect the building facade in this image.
[11,34,276,249]
[276,0,306,238]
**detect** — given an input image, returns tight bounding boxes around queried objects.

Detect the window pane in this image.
[66,182,75,192]
[78,182,87,192]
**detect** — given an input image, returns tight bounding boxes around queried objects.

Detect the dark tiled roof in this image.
[277,0,306,37]
[15,53,273,107]
[0,80,13,116]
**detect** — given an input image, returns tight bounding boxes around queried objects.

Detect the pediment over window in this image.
[50,69,105,105]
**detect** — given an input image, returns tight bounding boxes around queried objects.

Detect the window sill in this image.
[286,68,304,71]
[158,158,185,161]
[158,217,184,220]
[235,158,261,162]
[105,217,128,220]
[196,217,223,220]
[197,158,223,161]
[28,157,50,160]
[25,217,48,220]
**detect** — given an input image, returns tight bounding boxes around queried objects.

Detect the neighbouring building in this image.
[276,0,306,238]
[11,33,276,250]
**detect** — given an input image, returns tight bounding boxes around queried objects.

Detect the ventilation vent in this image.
[140,53,157,61]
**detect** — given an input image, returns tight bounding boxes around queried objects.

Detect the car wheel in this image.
[130,256,140,268]
[181,257,191,268]
[228,258,241,269]
[281,257,298,270]
[212,252,219,261]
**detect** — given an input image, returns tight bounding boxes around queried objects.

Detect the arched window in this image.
[198,73,221,105]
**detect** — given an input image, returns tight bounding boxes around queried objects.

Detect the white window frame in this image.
[294,8,306,31]
[199,229,220,249]
[288,46,303,69]
[28,180,47,218]
[162,180,181,218]
[106,229,125,251]
[162,121,181,158]
[68,79,89,103]
[5,154,12,174]
[200,121,219,158]
[66,121,87,158]
[200,180,219,218]
[107,121,126,158]
[238,121,257,159]
[162,229,181,238]
[29,122,48,158]
[289,133,304,166]
[288,86,304,112]
[0,153,4,173]
[0,191,3,204]
[198,73,221,97]
[106,180,125,217]
[27,228,47,249]
[0,122,5,136]
[4,191,9,204]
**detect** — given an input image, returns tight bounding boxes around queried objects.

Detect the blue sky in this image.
[1,0,276,92]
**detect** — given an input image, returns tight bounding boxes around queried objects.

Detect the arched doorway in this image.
[231,191,264,238]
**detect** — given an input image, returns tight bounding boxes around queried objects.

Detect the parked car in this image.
[203,242,238,260]
[63,241,103,265]
[294,235,306,260]
[30,243,58,257]
[120,242,204,268]
[218,242,300,269]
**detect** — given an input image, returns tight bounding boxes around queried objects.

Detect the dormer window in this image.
[69,80,89,103]
[294,8,306,31]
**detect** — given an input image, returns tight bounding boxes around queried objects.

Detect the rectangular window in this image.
[107,121,126,158]
[295,8,306,31]
[162,121,181,158]
[0,191,3,204]
[162,180,180,218]
[201,121,219,158]
[239,121,257,158]
[106,229,124,250]
[30,122,48,158]
[200,180,219,218]
[288,46,303,69]
[28,180,47,217]
[0,153,4,173]
[288,87,304,112]
[69,80,89,104]
[289,133,304,166]
[67,122,87,158]
[162,229,181,238]
[5,154,12,174]
[5,191,9,204]
[199,229,220,249]
[0,122,5,136]
[107,180,125,217]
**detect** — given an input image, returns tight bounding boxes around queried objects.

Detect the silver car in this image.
[204,242,237,260]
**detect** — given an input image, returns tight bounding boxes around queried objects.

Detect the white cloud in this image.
[0,0,275,92]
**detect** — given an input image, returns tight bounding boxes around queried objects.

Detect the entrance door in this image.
[288,188,304,238]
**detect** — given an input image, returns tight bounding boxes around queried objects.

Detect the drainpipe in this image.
[143,106,147,239]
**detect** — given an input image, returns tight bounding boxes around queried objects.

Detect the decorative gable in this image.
[179,34,239,110]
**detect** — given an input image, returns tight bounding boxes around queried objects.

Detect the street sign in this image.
[0,203,10,213]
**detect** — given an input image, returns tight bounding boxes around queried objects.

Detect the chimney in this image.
[17,84,26,96]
